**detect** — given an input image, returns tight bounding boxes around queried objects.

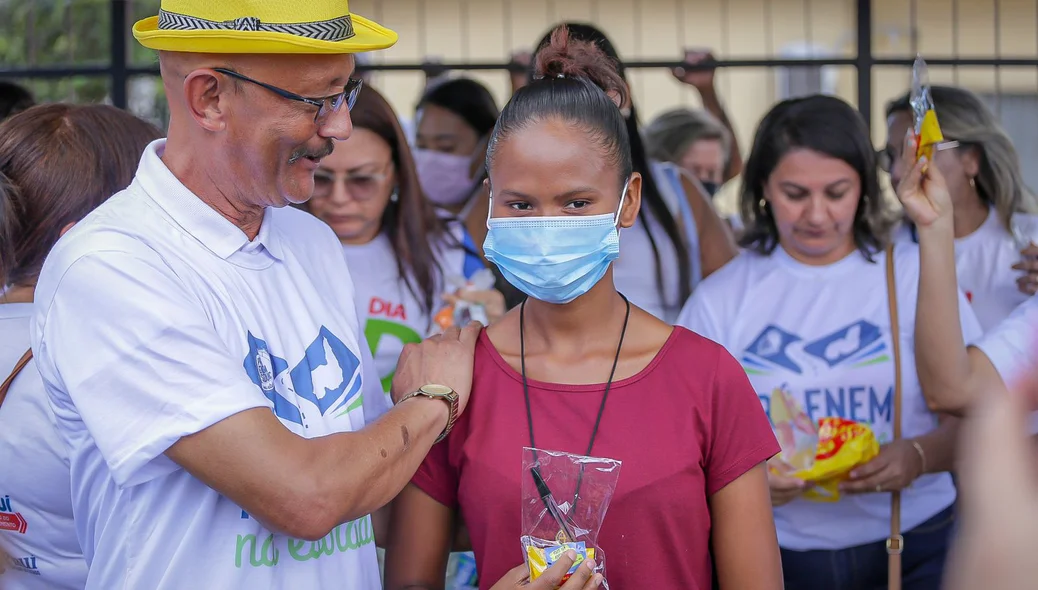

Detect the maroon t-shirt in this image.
[412,327,779,590]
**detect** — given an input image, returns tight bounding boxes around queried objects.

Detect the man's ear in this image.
[618,173,642,229]
[183,68,232,133]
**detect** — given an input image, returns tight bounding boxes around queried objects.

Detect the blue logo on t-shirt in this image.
[802,320,886,368]
[243,327,362,425]
[743,325,802,374]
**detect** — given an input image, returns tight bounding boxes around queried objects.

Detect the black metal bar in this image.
[856,0,873,127]
[7,57,1038,81]
[110,0,129,108]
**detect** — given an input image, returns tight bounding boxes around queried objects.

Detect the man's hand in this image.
[840,439,925,494]
[672,49,718,92]
[391,322,481,413]
[489,553,604,589]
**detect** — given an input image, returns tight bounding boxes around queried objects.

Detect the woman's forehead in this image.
[491,119,613,182]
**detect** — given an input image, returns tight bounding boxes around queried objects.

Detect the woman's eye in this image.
[783,191,809,201]
[827,191,848,201]
[508,202,533,211]
[565,200,591,209]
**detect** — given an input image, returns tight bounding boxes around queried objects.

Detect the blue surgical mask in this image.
[483,180,629,304]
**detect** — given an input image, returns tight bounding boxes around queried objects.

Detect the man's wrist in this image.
[397,385,457,443]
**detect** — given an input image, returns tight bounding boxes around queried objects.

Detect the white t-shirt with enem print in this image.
[678,243,981,551]
[30,140,389,590]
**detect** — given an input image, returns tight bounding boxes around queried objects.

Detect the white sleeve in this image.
[34,250,268,488]
[972,294,1038,386]
[676,288,726,346]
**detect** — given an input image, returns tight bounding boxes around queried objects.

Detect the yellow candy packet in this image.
[527,542,596,586]
[911,55,945,162]
[768,386,880,502]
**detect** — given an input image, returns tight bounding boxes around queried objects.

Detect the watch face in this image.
[421,384,454,396]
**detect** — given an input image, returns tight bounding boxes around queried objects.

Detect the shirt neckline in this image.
[134,139,285,265]
[477,326,682,393]
[770,244,870,278]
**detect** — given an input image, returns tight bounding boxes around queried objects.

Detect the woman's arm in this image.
[896,136,1006,414]
[384,484,456,590]
[679,174,739,278]
[710,463,784,590]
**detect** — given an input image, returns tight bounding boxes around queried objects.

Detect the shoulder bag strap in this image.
[885,243,904,590]
[0,348,33,410]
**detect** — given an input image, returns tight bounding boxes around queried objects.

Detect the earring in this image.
[969,177,976,190]
[759,198,768,209]
[390,188,399,203]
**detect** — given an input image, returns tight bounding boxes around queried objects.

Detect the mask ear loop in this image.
[485,189,494,229]
[614,177,632,227]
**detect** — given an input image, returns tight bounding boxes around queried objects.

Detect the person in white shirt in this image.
[28,3,482,589]
[0,104,160,590]
[678,95,978,590]
[895,126,1038,418]
[303,84,504,406]
[882,85,1038,331]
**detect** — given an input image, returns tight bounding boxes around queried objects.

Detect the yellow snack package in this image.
[794,417,880,502]
[526,542,596,586]
[911,55,945,163]
[768,385,880,502]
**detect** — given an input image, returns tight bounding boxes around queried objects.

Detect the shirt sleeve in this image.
[972,294,1038,386]
[410,432,460,508]
[34,249,269,488]
[676,288,725,345]
[704,343,780,496]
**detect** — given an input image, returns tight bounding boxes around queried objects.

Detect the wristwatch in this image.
[398,384,459,444]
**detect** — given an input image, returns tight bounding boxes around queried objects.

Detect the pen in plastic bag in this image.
[530,467,579,543]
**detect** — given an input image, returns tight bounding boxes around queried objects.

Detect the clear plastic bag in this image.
[521,447,621,589]
[910,54,945,162]
[432,268,497,333]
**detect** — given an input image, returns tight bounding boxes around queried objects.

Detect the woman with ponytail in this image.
[385,27,782,590]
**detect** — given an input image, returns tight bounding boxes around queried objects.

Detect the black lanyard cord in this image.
[521,293,631,512]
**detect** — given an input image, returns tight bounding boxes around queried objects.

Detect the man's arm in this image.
[166,396,448,541]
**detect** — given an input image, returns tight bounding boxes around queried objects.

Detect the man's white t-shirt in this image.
[896,208,1038,331]
[30,140,389,590]
[344,224,482,402]
[677,244,982,550]
[0,303,86,590]
[973,293,1038,389]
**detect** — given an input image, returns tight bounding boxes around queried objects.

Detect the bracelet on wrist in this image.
[910,439,928,475]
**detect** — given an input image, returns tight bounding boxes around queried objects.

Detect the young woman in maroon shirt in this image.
[384,27,783,590]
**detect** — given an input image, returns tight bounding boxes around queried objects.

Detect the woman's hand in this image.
[671,49,718,93]
[894,131,954,229]
[840,439,925,495]
[489,553,604,590]
[1012,244,1038,296]
[767,458,812,506]
[443,288,507,324]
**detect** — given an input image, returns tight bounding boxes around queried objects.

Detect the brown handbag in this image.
[884,244,904,590]
[0,348,33,409]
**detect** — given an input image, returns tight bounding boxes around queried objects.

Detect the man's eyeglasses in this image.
[213,68,363,124]
[877,140,961,173]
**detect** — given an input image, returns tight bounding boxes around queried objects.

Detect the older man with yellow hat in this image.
[28,2,481,589]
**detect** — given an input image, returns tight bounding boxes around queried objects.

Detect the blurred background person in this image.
[302,84,503,406]
[883,85,1038,332]
[679,95,975,590]
[0,81,34,122]
[0,103,161,590]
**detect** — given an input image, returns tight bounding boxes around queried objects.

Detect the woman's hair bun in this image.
[534,25,628,108]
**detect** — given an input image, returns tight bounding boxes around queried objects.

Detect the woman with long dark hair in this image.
[303,85,504,403]
[0,103,161,590]
[679,95,976,590]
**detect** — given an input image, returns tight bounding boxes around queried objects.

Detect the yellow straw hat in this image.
[133,0,397,54]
